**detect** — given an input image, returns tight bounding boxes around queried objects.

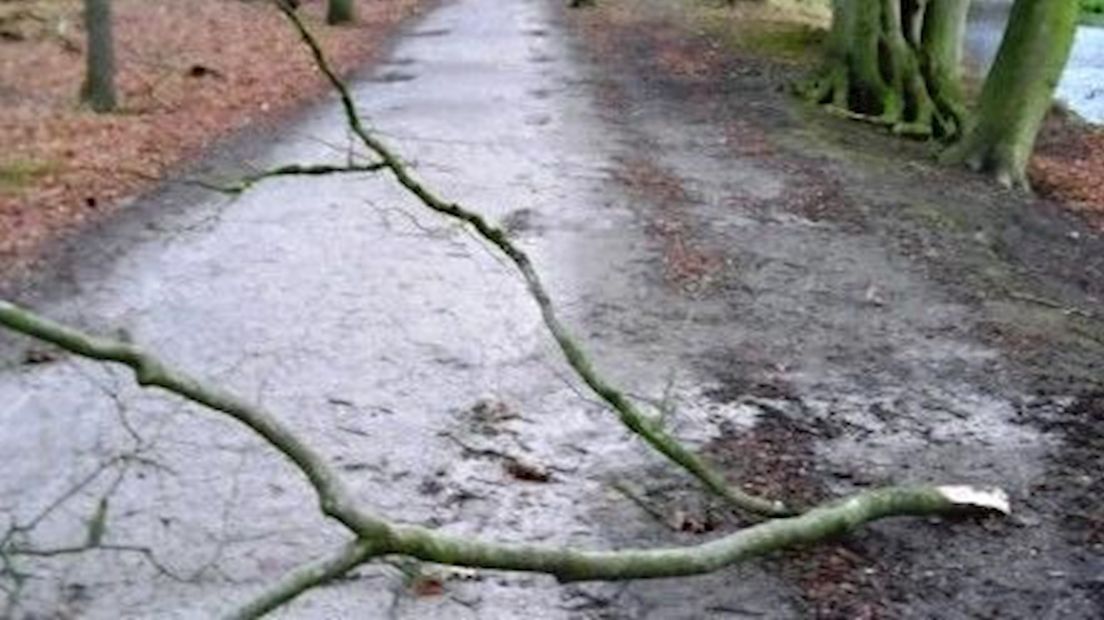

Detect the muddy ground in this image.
[0,0,1102,618]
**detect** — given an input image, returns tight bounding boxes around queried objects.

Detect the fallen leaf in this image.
[410,576,446,597]
[504,458,551,483]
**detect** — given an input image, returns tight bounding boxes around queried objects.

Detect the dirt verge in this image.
[0,0,428,282]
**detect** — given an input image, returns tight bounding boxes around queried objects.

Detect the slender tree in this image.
[327,0,356,25]
[81,0,117,113]
[942,0,1079,188]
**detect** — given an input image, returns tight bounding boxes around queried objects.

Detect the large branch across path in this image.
[271,2,789,519]
[0,300,1009,619]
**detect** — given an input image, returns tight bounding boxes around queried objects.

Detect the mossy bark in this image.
[326,0,356,25]
[942,0,1078,189]
[919,0,969,125]
[81,0,117,113]
[799,0,969,139]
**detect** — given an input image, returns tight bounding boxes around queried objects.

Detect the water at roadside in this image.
[965,1,1104,124]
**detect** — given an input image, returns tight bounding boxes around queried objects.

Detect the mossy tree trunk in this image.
[81,0,117,113]
[327,0,356,25]
[919,0,969,124]
[799,0,970,139]
[942,0,1078,189]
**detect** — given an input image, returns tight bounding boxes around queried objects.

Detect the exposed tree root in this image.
[800,56,961,140]
[798,0,967,141]
[941,137,1031,190]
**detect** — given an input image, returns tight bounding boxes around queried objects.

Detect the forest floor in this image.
[0,0,428,281]
[0,0,1102,618]
[569,0,1104,616]
[1034,116,1104,222]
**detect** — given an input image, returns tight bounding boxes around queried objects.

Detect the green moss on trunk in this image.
[943,0,1079,188]
[81,0,116,113]
[919,0,969,133]
[798,0,969,139]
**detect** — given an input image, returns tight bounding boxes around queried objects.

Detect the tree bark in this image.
[327,0,356,25]
[922,0,969,74]
[942,0,1079,188]
[81,0,117,113]
[799,0,970,139]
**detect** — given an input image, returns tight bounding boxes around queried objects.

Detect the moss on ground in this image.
[0,159,57,194]
[688,0,826,63]
[1082,0,1104,27]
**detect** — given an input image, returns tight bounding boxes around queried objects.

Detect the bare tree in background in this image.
[81,0,117,113]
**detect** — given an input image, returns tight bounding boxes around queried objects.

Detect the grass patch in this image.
[1083,0,1104,26]
[692,0,827,63]
[0,159,58,194]
[738,22,824,61]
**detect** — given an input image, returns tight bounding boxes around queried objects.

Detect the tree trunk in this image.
[81,0,116,113]
[799,0,970,139]
[327,0,356,25]
[942,0,1078,188]
[922,0,968,73]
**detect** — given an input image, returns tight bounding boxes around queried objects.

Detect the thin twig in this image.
[0,300,390,542]
[610,480,678,530]
[9,543,185,581]
[225,539,378,620]
[197,162,387,195]
[15,455,128,535]
[1006,289,1097,320]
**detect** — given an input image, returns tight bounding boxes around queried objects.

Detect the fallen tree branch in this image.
[8,543,185,581]
[0,301,389,543]
[227,539,378,620]
[234,485,1008,616]
[379,484,1007,581]
[1004,288,1098,321]
[269,1,789,519]
[0,301,1009,619]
